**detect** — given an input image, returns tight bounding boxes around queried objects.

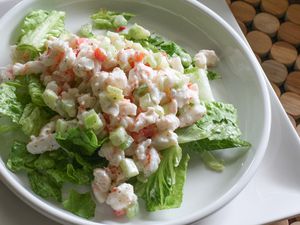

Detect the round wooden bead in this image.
[270,41,298,67]
[230,1,256,24]
[295,55,300,70]
[242,0,261,7]
[278,22,300,46]
[271,82,281,97]
[253,13,280,37]
[261,60,288,85]
[280,92,300,119]
[286,4,300,25]
[261,0,289,18]
[237,20,247,35]
[246,31,272,57]
[270,219,289,225]
[284,71,300,94]
[288,114,297,128]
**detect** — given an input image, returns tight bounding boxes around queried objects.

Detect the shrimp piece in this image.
[99,142,125,166]
[26,121,60,154]
[152,130,178,150]
[156,114,180,132]
[194,50,219,69]
[132,108,159,132]
[92,168,111,203]
[106,183,137,211]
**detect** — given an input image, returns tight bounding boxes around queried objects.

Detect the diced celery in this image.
[152,105,164,116]
[128,23,150,40]
[154,52,169,69]
[120,158,139,179]
[179,51,192,68]
[56,119,78,133]
[188,68,214,101]
[144,54,157,68]
[139,93,154,110]
[82,109,103,132]
[109,127,128,147]
[119,135,134,150]
[79,23,94,38]
[106,85,124,102]
[126,202,139,219]
[113,15,127,27]
[42,89,58,110]
[61,99,76,117]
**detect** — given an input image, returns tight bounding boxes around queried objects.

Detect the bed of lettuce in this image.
[0,9,250,219]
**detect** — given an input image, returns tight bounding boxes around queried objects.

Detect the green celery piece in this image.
[63,190,96,219]
[91,9,134,29]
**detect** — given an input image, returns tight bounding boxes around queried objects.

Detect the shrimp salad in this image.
[0,9,250,219]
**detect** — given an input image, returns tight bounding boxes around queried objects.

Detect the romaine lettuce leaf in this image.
[19,103,52,136]
[7,141,38,172]
[63,190,96,219]
[55,127,103,156]
[16,10,65,62]
[135,34,192,67]
[0,76,54,136]
[176,101,250,171]
[28,76,46,106]
[135,146,190,211]
[207,70,221,80]
[176,101,250,149]
[0,81,26,123]
[28,170,62,202]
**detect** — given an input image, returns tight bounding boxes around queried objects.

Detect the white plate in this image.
[0,0,271,225]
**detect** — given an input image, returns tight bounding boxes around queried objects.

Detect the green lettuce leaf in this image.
[0,82,26,123]
[16,10,65,62]
[7,141,38,172]
[66,163,91,185]
[63,190,96,219]
[0,76,54,136]
[56,127,104,156]
[91,9,134,29]
[28,76,46,106]
[135,146,190,211]
[177,101,251,149]
[207,70,221,80]
[19,103,52,136]
[176,101,250,171]
[28,170,62,202]
[135,34,192,67]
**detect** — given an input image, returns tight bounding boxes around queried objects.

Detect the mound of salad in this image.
[0,9,250,219]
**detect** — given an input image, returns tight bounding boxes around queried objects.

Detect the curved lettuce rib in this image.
[16,10,65,62]
[135,146,190,211]
[176,101,250,171]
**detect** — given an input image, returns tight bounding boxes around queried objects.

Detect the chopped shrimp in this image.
[106,183,137,211]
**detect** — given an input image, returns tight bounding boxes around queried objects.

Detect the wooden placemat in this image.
[227,0,300,224]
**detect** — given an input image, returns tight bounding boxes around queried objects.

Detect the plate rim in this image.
[0,0,271,224]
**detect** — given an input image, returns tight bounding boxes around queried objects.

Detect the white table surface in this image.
[1,1,300,225]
